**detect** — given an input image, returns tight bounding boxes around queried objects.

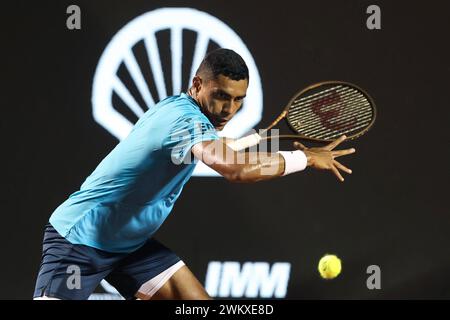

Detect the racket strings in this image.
[287,85,374,140]
[293,106,373,140]
[288,97,372,125]
[292,85,345,104]
[289,89,365,117]
[321,121,372,140]
[290,85,352,110]
[289,96,370,124]
[289,91,369,125]
[289,98,372,128]
[304,113,373,140]
[290,102,372,133]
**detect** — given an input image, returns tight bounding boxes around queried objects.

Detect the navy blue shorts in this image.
[33,223,181,300]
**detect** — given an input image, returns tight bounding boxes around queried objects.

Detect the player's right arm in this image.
[192,138,285,183]
[191,135,356,183]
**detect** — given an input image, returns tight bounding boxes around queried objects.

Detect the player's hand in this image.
[293,135,355,182]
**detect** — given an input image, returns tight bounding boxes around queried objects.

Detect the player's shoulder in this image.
[157,93,209,123]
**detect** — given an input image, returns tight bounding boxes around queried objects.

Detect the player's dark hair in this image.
[196,48,249,81]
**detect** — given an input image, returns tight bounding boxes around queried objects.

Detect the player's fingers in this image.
[293,141,307,150]
[331,165,345,182]
[332,148,356,158]
[325,135,347,150]
[333,160,352,174]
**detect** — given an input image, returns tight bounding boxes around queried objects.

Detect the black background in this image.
[1,0,449,299]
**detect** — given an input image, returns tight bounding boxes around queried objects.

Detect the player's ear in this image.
[192,76,203,93]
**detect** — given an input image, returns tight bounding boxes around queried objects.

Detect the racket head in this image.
[284,81,377,142]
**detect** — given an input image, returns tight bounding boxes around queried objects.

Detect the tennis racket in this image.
[227,81,376,151]
[259,81,377,143]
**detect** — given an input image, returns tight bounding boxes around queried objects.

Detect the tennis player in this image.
[33,48,355,300]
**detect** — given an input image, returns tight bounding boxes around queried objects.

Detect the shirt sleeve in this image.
[163,113,219,165]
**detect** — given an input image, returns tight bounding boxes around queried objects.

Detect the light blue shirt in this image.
[50,93,219,253]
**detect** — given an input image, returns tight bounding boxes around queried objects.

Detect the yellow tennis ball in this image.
[318,254,342,279]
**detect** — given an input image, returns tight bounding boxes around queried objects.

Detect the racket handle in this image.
[227,133,262,151]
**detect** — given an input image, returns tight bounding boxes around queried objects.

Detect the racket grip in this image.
[227,133,262,151]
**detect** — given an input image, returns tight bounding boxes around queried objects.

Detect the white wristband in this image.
[277,150,308,175]
[227,133,262,151]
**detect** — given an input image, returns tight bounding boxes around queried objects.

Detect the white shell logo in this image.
[92,8,263,177]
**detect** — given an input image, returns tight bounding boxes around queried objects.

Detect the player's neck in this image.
[187,87,202,109]
[186,87,217,129]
